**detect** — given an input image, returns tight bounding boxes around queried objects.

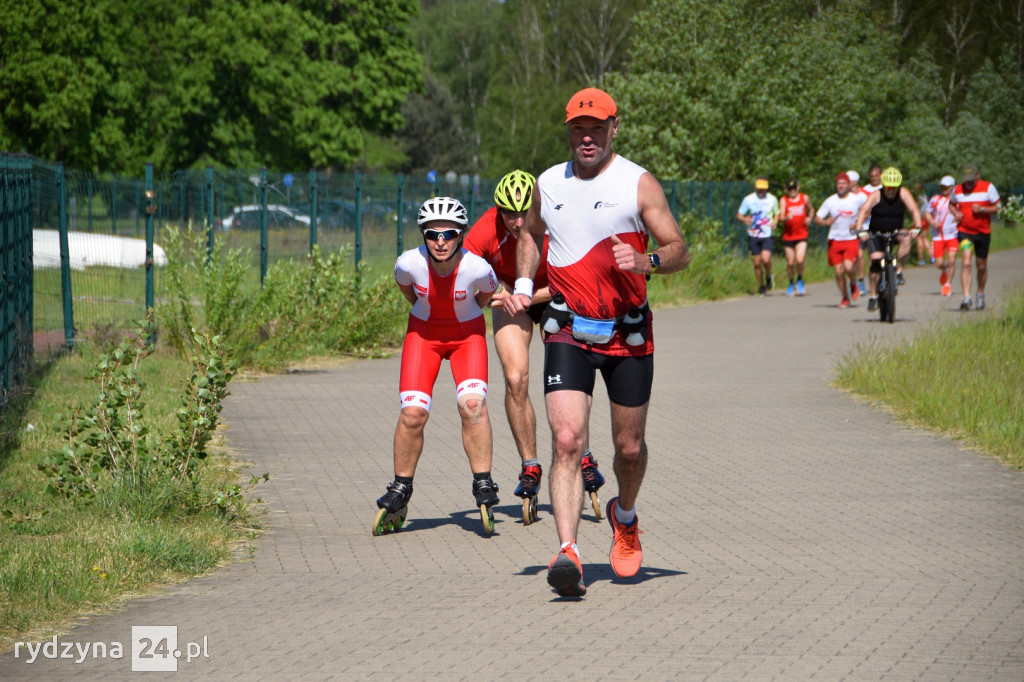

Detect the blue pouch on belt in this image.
[570,315,615,345]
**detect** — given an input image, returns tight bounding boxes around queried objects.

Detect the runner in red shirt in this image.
[779,178,814,296]
[465,170,605,525]
[952,164,1001,311]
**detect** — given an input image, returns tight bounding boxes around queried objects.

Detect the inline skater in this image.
[737,176,779,296]
[505,87,691,596]
[853,167,922,312]
[925,176,962,296]
[779,178,813,296]
[813,172,862,308]
[952,164,1001,311]
[374,197,501,536]
[465,170,606,525]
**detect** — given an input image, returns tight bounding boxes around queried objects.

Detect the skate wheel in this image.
[372,508,389,536]
[522,496,538,525]
[394,506,408,531]
[590,491,602,520]
[480,503,495,534]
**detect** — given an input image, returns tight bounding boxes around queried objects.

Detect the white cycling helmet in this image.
[417,196,468,228]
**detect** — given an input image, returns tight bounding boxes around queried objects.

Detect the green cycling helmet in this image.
[881,167,902,188]
[493,170,536,212]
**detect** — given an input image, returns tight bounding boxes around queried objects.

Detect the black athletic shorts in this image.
[748,236,773,255]
[543,340,654,407]
[781,238,806,250]
[957,231,991,260]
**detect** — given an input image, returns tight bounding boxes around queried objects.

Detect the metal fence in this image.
[11,152,1020,407]
[1,154,34,404]
[22,158,764,345]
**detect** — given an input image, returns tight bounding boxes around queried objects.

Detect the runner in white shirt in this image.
[736,176,780,296]
[814,172,862,308]
[854,165,881,295]
[926,175,963,296]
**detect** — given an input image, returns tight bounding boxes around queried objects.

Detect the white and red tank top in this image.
[538,155,653,356]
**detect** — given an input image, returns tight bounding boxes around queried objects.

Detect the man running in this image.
[925,176,962,297]
[465,170,605,523]
[814,172,862,309]
[853,167,879,295]
[779,178,813,296]
[952,164,1001,311]
[737,176,779,296]
[505,87,690,596]
[853,167,922,312]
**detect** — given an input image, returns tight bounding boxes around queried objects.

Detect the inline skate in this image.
[372,480,413,536]
[514,463,543,525]
[472,476,500,534]
[581,452,605,519]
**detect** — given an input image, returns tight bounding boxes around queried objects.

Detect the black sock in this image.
[472,471,491,481]
[394,475,413,486]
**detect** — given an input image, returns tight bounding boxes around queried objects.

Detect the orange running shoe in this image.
[941,283,952,296]
[606,497,643,578]
[547,543,586,596]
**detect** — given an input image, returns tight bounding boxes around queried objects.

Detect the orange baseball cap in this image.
[565,88,617,123]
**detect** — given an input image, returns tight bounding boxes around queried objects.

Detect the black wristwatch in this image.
[646,252,661,281]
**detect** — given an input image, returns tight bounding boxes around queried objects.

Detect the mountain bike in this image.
[869,229,905,324]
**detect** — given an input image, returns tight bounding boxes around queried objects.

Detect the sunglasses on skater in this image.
[423,228,462,241]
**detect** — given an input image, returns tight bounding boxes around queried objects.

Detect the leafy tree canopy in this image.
[0,0,423,173]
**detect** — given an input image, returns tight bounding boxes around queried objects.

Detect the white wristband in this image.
[513,278,534,299]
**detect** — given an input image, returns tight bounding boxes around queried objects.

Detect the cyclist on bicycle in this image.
[853,167,922,312]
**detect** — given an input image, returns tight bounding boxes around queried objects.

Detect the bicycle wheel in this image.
[883,258,896,323]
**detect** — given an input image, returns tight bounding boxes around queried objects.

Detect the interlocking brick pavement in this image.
[3,249,1023,680]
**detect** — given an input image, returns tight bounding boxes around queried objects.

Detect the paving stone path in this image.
[4,249,1023,680]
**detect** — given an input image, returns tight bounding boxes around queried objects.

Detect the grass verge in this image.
[834,284,1024,469]
[0,343,259,650]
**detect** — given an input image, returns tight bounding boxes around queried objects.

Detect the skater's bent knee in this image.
[458,394,487,424]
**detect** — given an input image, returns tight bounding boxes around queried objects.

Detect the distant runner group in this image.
[737,164,1003,310]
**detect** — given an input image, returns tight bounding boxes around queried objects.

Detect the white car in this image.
[217,204,314,230]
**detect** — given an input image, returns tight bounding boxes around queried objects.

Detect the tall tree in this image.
[0,0,423,173]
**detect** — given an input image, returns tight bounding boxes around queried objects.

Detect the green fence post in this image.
[309,168,318,254]
[689,181,695,213]
[1,155,9,389]
[723,181,732,229]
[110,181,117,234]
[206,165,215,259]
[87,178,93,232]
[259,167,268,284]
[396,172,404,256]
[354,171,363,267]
[145,163,155,318]
[20,157,32,363]
[56,162,74,350]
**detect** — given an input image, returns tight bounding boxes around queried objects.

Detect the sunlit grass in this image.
[835,285,1024,469]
